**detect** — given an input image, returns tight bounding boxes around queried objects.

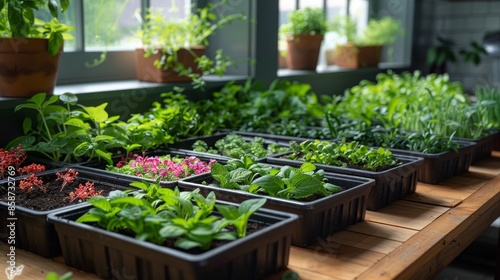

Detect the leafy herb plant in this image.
[286,140,400,172]
[348,125,460,154]
[191,133,290,160]
[0,0,74,55]
[208,157,343,200]
[136,1,245,88]
[76,183,267,251]
[7,93,121,163]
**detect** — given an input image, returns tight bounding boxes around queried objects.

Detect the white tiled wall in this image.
[416,0,500,91]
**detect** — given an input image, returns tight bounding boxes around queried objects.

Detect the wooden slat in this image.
[5,154,500,280]
[405,180,482,207]
[469,154,500,177]
[288,245,384,280]
[0,244,98,279]
[345,221,418,242]
[327,230,402,254]
[365,200,449,230]
[356,174,500,280]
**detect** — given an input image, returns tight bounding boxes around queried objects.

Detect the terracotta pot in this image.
[285,34,324,70]
[0,38,62,98]
[135,46,205,83]
[335,44,382,68]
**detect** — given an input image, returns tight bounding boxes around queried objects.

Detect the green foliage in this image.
[329,15,403,46]
[7,93,121,163]
[192,133,289,161]
[209,158,343,200]
[328,15,357,43]
[0,0,73,55]
[118,91,219,152]
[361,17,404,46]
[136,1,246,89]
[280,7,327,36]
[475,85,500,129]
[287,139,400,172]
[349,125,460,154]
[206,79,333,139]
[326,71,492,139]
[77,184,266,251]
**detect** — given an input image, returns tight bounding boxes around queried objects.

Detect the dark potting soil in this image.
[0,173,113,211]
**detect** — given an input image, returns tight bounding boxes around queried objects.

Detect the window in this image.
[278,0,412,72]
[55,0,412,86]
[57,0,192,84]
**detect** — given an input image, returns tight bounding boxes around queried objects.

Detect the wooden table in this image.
[2,152,500,280]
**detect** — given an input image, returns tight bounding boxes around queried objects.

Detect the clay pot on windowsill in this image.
[285,34,324,70]
[334,43,382,68]
[0,38,62,98]
[134,46,205,83]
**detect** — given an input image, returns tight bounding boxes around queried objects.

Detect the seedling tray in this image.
[457,130,498,164]
[179,172,375,247]
[387,141,476,184]
[169,131,292,161]
[0,168,134,258]
[47,202,298,280]
[78,149,226,187]
[266,153,423,211]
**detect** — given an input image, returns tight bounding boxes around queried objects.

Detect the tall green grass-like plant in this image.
[475,85,500,129]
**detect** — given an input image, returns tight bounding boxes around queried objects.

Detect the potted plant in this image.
[47,185,298,279]
[134,1,244,88]
[0,166,133,257]
[0,0,73,98]
[329,15,403,68]
[179,158,375,246]
[279,7,327,70]
[267,139,423,210]
[6,92,122,164]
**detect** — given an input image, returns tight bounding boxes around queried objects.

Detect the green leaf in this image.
[48,32,63,56]
[22,117,32,134]
[175,239,201,250]
[87,196,111,212]
[94,135,115,142]
[64,118,89,129]
[299,162,316,173]
[75,213,103,223]
[129,181,149,191]
[48,0,59,18]
[108,190,127,200]
[215,204,239,220]
[289,173,323,198]
[238,198,266,216]
[95,149,113,165]
[214,231,237,241]
[159,224,186,238]
[29,92,47,107]
[252,175,284,196]
[73,142,91,157]
[15,102,40,112]
[59,92,78,105]
[229,168,253,183]
[110,196,147,206]
[82,103,109,123]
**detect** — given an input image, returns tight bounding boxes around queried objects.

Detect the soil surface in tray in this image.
[0,173,116,211]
